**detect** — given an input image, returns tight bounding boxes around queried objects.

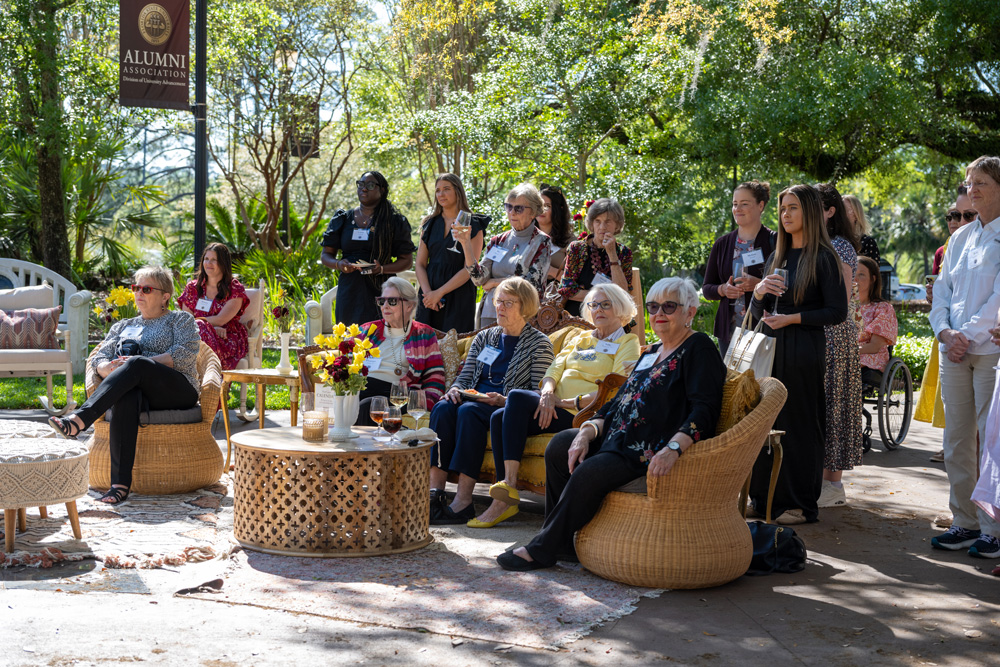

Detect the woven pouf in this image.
[0,437,89,552]
[0,419,60,440]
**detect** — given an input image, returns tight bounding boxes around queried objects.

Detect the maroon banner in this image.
[119,0,189,110]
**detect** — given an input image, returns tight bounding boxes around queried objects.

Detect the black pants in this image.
[525,429,644,566]
[76,357,198,487]
[356,377,408,427]
[489,389,575,477]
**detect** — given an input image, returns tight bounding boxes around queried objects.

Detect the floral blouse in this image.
[558,236,633,317]
[859,301,897,372]
[593,333,724,466]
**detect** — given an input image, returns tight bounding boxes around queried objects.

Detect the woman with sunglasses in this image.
[354,277,446,426]
[558,198,633,318]
[455,183,552,329]
[428,277,554,524]
[414,173,491,334]
[748,184,848,525]
[48,267,201,505]
[177,243,249,370]
[468,283,640,528]
[496,277,725,571]
[320,171,415,327]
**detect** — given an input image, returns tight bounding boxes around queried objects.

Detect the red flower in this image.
[338,339,354,354]
[584,199,595,209]
[271,305,289,319]
[572,213,583,221]
[361,366,369,377]
[668,359,678,371]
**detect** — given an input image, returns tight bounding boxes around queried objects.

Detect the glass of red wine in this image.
[383,405,403,443]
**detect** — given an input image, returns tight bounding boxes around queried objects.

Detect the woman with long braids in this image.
[320,171,416,326]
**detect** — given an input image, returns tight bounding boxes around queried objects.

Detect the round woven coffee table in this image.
[1,437,89,553]
[232,426,432,557]
[0,419,61,441]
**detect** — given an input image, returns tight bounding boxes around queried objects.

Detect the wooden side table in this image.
[221,368,300,470]
[231,426,432,557]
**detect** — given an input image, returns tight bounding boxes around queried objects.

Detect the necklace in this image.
[354,208,374,228]
[385,327,407,376]
[588,237,612,276]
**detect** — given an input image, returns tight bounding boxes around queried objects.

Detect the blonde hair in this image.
[646,277,699,311]
[584,198,626,234]
[966,156,1000,188]
[843,194,871,235]
[133,266,173,296]
[505,183,544,217]
[495,276,540,320]
[582,283,636,326]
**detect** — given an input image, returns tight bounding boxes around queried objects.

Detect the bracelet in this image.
[583,420,601,438]
[575,394,583,410]
[609,260,620,266]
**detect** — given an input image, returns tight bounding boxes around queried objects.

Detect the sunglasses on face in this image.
[130,284,166,295]
[586,300,614,311]
[503,202,531,215]
[946,210,977,222]
[376,297,405,307]
[356,180,379,191]
[645,300,679,315]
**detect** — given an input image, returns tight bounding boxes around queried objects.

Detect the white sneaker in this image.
[775,509,807,525]
[817,481,847,508]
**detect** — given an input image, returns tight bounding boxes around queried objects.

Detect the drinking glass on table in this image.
[383,405,403,443]
[407,388,427,425]
[772,268,788,316]
[449,210,473,253]
[390,382,408,409]
[370,396,388,436]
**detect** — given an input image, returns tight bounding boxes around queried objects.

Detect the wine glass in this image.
[370,396,387,436]
[407,388,427,427]
[772,268,788,316]
[383,405,403,443]
[449,210,472,253]
[390,381,408,409]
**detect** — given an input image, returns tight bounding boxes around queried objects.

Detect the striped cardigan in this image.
[453,323,554,395]
[362,320,446,407]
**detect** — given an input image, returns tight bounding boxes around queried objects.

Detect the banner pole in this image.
[193,0,207,269]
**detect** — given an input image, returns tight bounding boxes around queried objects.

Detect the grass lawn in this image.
[0,348,298,411]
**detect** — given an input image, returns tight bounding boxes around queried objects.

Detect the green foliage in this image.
[894,333,933,383]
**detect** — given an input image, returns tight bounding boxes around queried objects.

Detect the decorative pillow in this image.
[548,326,585,356]
[0,283,53,311]
[439,329,461,387]
[0,306,62,350]
[456,333,474,361]
[716,368,761,434]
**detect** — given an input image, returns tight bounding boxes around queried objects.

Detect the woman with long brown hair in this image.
[749,184,848,525]
[414,173,491,333]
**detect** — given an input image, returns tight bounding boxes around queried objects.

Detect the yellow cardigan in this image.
[543,329,641,406]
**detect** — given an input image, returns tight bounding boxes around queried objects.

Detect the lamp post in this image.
[275,39,298,248]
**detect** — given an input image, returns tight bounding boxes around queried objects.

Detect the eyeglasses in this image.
[356,180,379,191]
[503,203,531,215]
[946,211,977,222]
[645,300,679,315]
[586,300,614,311]
[375,297,405,307]
[130,284,167,295]
[494,299,518,309]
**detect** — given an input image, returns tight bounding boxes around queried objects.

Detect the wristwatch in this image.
[666,440,683,456]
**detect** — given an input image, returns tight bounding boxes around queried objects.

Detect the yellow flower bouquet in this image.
[309,322,381,395]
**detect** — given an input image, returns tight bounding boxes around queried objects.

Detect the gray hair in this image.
[133,266,174,296]
[582,282,636,326]
[646,277,699,312]
[967,156,1000,189]
[505,183,544,217]
[584,198,626,234]
[381,276,418,323]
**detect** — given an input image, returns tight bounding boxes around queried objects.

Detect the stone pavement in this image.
[2,407,999,666]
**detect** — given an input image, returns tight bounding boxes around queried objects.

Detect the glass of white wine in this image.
[773,268,788,316]
[449,210,472,253]
[390,382,409,410]
[407,388,427,426]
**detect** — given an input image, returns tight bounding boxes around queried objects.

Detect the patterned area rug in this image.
[197,515,661,650]
[0,479,230,569]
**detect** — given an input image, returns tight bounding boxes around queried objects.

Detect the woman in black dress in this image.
[319,171,416,326]
[749,184,848,525]
[414,173,490,333]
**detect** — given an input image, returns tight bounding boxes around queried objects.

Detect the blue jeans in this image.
[429,399,501,479]
[490,389,575,478]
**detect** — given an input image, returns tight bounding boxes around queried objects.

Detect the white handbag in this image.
[723,308,776,378]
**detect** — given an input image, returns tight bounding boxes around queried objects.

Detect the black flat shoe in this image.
[497,550,550,572]
[430,503,475,525]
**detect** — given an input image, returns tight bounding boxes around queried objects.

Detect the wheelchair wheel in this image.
[877,358,912,450]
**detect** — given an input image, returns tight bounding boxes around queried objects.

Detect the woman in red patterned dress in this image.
[177,243,250,370]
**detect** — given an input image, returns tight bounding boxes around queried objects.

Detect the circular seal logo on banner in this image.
[138,4,172,46]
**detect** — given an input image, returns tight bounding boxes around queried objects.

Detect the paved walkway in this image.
[2,408,999,665]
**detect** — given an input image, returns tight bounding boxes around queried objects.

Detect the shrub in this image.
[894,333,933,383]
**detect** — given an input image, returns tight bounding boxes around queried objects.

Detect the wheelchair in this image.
[861,346,913,452]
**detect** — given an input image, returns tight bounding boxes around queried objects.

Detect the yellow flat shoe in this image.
[488,481,520,505]
[467,505,519,528]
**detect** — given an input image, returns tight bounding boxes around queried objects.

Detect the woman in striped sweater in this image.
[355,277,445,426]
[428,277,555,524]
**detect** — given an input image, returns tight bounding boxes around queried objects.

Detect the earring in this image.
[685,321,692,329]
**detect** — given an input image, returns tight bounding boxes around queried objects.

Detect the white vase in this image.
[276,332,293,375]
[329,392,361,441]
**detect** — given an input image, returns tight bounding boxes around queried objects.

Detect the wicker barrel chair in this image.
[86,342,225,495]
[575,376,787,589]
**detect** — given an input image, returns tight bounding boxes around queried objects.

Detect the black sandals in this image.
[48,415,83,439]
[97,486,130,505]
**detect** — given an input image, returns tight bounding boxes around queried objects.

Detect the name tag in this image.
[315,385,336,413]
[195,298,214,313]
[592,272,612,285]
[969,247,986,269]
[352,227,371,241]
[477,346,501,366]
[595,340,619,355]
[742,249,764,266]
[120,325,143,340]
[485,246,509,262]
[364,356,382,371]
[634,353,657,372]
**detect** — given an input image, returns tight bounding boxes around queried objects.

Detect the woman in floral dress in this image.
[177,243,249,370]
